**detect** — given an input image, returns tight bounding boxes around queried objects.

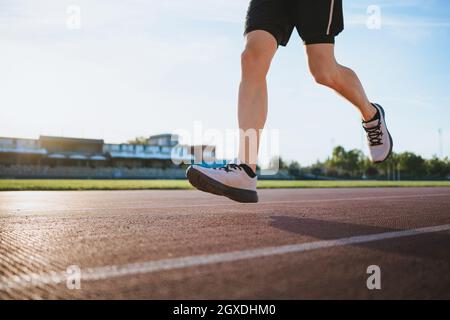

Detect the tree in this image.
[361,158,380,178]
[325,146,365,178]
[308,161,324,177]
[425,156,450,179]
[269,156,288,170]
[396,152,426,179]
[288,161,302,178]
[376,152,398,179]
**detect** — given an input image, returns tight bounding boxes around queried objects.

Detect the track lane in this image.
[1,187,450,299]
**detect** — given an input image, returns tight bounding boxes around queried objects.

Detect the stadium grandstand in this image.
[0,134,216,179]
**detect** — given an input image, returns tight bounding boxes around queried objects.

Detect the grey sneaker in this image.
[186,164,258,203]
[363,103,393,163]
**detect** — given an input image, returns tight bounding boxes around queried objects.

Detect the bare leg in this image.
[237,31,278,172]
[306,43,377,121]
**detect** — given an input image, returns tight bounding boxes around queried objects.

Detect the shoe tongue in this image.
[238,163,257,178]
[363,118,380,129]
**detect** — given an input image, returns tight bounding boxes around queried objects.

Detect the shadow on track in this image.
[270,215,450,261]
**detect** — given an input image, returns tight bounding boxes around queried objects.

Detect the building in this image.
[0,137,46,166]
[0,134,216,179]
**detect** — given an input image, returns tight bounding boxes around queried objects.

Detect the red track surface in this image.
[1,187,450,299]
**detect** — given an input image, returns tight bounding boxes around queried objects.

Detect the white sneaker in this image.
[186,164,258,203]
[363,103,393,163]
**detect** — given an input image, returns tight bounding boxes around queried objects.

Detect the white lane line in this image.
[1,223,450,291]
[3,193,450,214]
[258,193,450,205]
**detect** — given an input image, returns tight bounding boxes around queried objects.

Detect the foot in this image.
[186,163,258,203]
[363,103,393,163]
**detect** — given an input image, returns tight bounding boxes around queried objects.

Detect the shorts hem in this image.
[244,25,286,47]
[303,34,336,45]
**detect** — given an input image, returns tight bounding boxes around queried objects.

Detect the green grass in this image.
[256,180,450,189]
[0,179,192,191]
[0,179,449,191]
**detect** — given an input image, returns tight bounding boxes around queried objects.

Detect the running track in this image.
[1,187,450,299]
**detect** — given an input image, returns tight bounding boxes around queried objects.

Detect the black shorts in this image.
[244,0,344,46]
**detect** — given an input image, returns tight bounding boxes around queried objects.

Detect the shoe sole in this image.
[373,103,394,164]
[186,167,259,203]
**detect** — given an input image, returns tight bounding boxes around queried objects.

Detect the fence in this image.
[0,165,187,179]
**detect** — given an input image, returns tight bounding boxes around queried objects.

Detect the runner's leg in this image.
[305,43,377,121]
[238,30,278,171]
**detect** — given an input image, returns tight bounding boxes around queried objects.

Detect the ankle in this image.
[239,160,257,173]
[362,103,377,122]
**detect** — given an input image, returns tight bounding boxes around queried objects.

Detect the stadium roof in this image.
[39,135,104,144]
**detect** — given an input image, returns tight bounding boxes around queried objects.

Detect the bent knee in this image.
[311,68,339,88]
[241,48,271,77]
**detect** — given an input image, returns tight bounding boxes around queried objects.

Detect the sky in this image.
[0,0,449,165]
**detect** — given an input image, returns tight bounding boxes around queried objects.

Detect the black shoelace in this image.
[364,122,383,146]
[215,164,242,173]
